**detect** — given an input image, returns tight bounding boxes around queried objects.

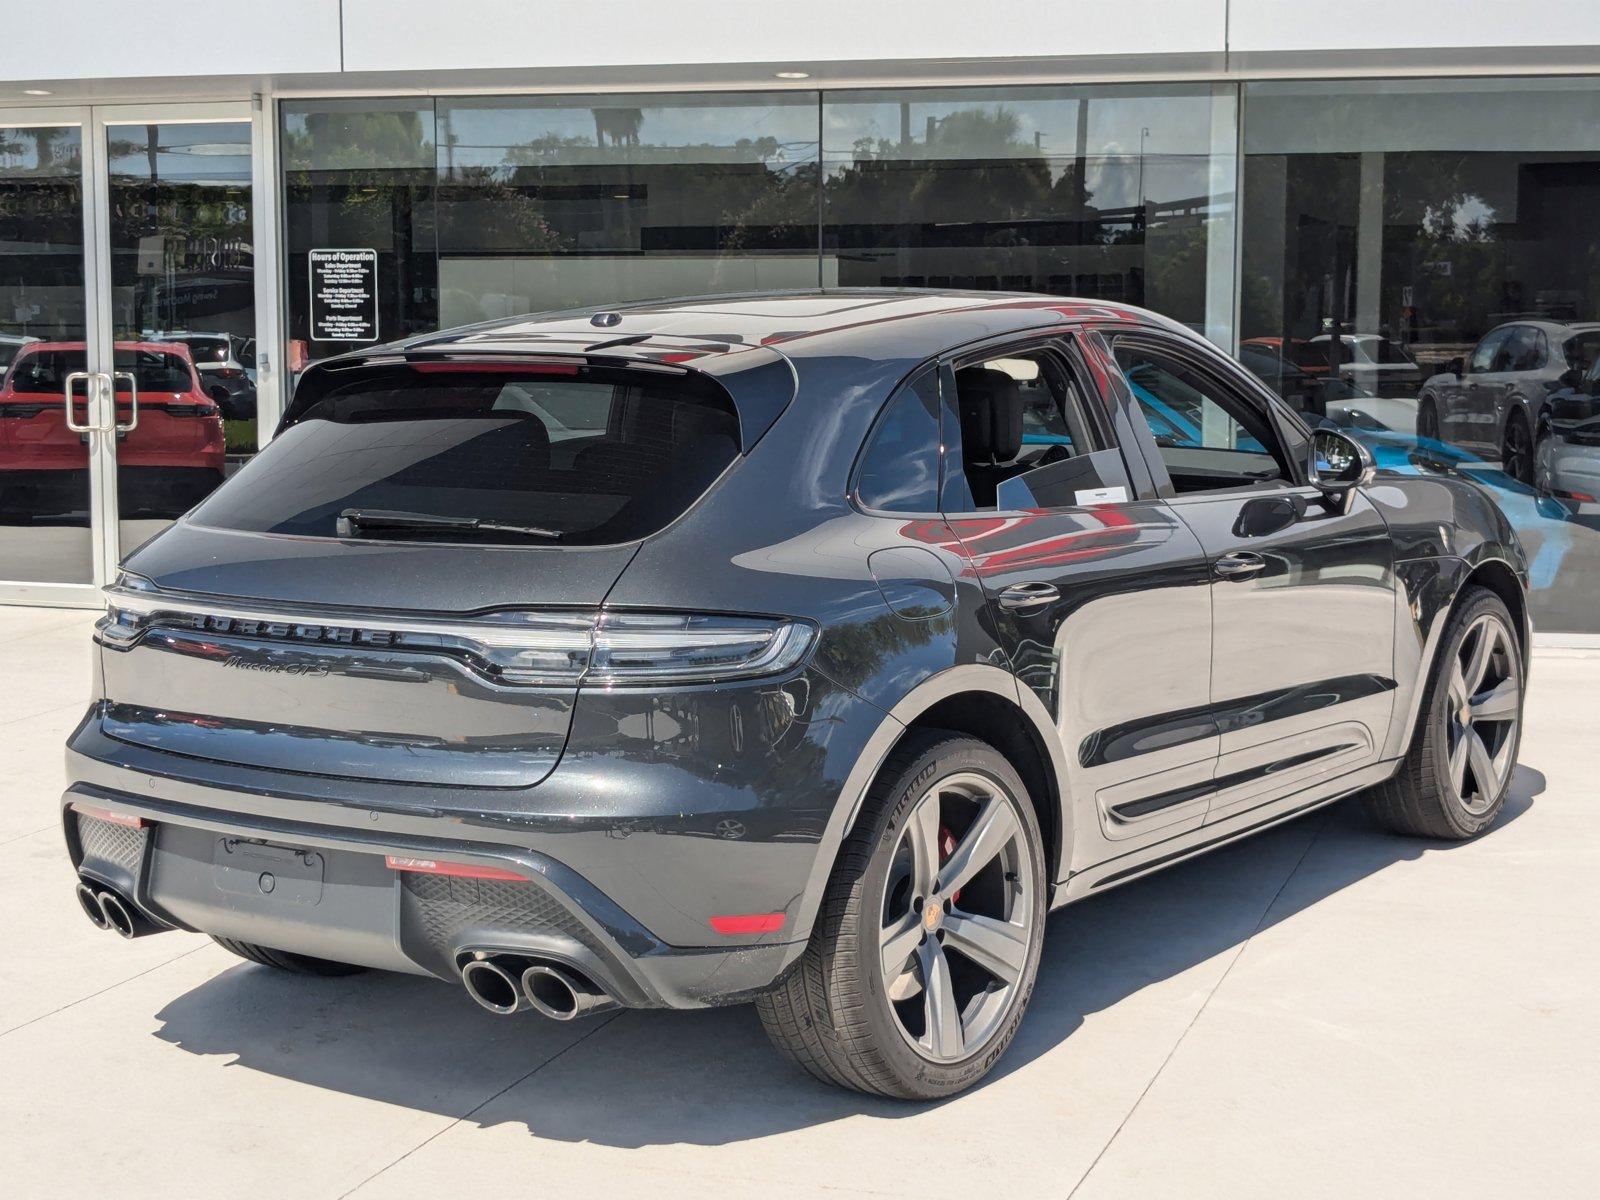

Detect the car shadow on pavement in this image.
[151,766,1543,1146]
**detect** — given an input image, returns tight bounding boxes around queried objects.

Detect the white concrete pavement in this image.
[0,604,1595,1198]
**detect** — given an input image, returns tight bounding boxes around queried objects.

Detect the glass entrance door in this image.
[0,103,260,605]
[101,112,257,566]
[0,114,94,600]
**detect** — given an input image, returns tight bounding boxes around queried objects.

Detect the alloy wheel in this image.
[878,772,1036,1063]
[1444,613,1521,814]
[1503,415,1533,483]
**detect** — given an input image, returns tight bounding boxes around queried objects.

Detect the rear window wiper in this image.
[335,508,561,541]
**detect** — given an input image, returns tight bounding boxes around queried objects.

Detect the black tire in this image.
[755,731,1047,1099]
[210,935,368,977]
[1364,586,1525,840]
[1502,410,1534,484]
[1417,396,1440,443]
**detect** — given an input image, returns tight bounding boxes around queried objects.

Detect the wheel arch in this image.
[898,691,1064,892]
[1461,556,1529,664]
[788,665,1072,950]
[1385,552,1529,760]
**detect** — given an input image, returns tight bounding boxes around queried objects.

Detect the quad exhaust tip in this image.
[520,963,616,1021]
[73,878,161,938]
[75,882,111,931]
[460,957,530,1016]
[98,891,138,939]
[457,952,619,1020]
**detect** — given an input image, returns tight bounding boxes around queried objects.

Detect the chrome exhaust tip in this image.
[521,963,618,1021]
[98,891,138,939]
[460,957,529,1016]
[75,882,111,931]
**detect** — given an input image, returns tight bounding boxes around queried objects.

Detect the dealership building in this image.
[4,0,1600,635]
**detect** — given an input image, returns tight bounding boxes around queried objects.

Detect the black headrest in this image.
[954,366,1024,464]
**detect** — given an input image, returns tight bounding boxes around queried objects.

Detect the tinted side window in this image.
[855,370,941,513]
[1470,328,1510,373]
[1113,340,1290,494]
[1503,326,1542,373]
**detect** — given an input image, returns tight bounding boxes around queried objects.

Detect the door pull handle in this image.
[1213,552,1267,580]
[996,581,1060,610]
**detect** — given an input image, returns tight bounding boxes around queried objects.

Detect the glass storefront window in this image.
[1243,78,1600,632]
[434,92,821,324]
[0,127,84,348]
[281,99,439,370]
[822,84,1238,346]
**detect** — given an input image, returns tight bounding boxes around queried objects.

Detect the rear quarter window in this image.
[855,370,941,513]
[190,363,741,546]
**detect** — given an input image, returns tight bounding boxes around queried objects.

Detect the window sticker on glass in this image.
[309,249,379,343]
[1075,486,1128,506]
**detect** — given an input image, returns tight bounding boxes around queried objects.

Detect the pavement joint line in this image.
[337,1009,626,1199]
[0,700,83,732]
[0,824,53,848]
[0,616,97,647]
[0,943,210,1041]
[1064,806,1334,1199]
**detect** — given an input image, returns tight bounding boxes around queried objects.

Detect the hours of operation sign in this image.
[309,249,378,342]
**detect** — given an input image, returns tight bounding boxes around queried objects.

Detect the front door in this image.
[1104,332,1397,827]
[0,103,268,606]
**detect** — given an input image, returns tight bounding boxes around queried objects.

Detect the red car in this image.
[0,340,225,519]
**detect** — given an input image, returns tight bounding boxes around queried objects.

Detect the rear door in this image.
[1102,331,1397,827]
[937,333,1217,872]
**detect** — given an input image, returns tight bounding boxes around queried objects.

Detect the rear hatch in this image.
[97,355,747,788]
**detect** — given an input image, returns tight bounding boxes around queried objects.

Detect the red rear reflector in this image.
[409,361,580,376]
[384,855,526,882]
[70,802,144,829]
[709,912,785,935]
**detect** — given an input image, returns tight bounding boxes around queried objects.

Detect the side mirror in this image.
[1560,366,1586,390]
[1308,428,1376,515]
[1447,356,1465,378]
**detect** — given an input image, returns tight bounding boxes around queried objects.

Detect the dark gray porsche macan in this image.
[63,291,1529,1098]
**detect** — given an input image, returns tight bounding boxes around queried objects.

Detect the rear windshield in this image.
[169,337,229,363]
[8,348,194,393]
[189,364,741,546]
[1372,339,1417,365]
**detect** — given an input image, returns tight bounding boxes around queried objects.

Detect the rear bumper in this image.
[62,782,804,1009]
[62,660,896,1005]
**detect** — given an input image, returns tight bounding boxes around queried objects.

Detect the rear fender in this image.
[789,663,1072,947]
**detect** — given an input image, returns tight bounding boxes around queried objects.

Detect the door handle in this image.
[996,581,1060,610]
[111,370,138,433]
[63,371,99,433]
[1213,552,1267,580]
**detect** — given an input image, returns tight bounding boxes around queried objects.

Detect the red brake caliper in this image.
[938,825,961,904]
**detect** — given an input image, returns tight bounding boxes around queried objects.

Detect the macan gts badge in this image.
[64,291,1529,1099]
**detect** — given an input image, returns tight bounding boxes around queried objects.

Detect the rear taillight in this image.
[0,402,48,418]
[434,610,815,686]
[166,403,221,418]
[214,367,245,379]
[584,613,814,686]
[97,575,815,687]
